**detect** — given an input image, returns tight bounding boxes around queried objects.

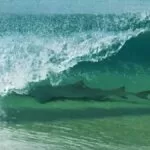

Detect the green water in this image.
[1,98,150,150]
[1,73,150,150]
[0,6,150,150]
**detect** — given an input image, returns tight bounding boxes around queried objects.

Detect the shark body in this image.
[22,81,150,104]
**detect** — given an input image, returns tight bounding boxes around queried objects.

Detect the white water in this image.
[0,28,145,95]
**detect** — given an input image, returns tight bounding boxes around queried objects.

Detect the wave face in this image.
[0,13,150,95]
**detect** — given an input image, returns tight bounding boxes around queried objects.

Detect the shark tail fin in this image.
[113,86,128,99]
[116,86,126,92]
[135,90,150,100]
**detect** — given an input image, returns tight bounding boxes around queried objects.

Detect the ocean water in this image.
[1,1,150,149]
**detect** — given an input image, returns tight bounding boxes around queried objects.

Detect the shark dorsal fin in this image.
[136,90,150,100]
[73,81,86,88]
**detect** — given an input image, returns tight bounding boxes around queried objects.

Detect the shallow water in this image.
[1,99,150,150]
[1,72,150,149]
[1,1,150,149]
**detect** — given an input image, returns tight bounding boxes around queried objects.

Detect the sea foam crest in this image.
[0,28,145,95]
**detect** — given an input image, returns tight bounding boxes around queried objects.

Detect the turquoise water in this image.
[1,1,150,149]
[1,99,150,150]
[1,73,150,149]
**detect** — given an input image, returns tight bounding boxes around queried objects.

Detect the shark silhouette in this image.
[18,81,150,104]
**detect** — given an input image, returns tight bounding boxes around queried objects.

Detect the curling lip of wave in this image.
[0,29,144,95]
[0,13,150,95]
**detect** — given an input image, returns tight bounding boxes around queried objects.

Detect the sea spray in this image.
[0,13,150,95]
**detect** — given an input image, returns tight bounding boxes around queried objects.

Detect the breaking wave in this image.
[0,13,150,95]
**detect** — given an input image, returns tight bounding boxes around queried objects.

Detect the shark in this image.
[17,80,150,104]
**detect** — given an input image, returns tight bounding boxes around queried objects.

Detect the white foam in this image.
[0,28,146,95]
